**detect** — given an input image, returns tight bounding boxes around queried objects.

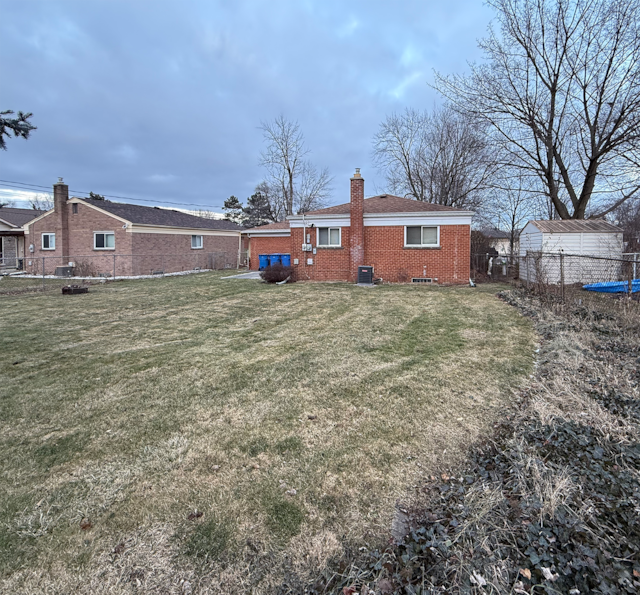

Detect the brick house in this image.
[0,207,43,271]
[23,179,244,276]
[245,169,472,283]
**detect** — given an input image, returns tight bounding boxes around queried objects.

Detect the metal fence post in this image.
[113,254,116,280]
[526,254,530,290]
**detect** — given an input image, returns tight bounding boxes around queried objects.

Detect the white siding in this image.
[519,222,543,257]
[520,222,624,284]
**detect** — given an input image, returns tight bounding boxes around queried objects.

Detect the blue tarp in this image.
[583,280,640,293]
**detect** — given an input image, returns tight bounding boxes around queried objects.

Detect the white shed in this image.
[519,220,623,284]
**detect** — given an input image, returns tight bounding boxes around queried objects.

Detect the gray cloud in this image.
[0,0,493,211]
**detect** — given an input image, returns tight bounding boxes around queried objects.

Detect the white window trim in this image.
[41,233,55,250]
[404,225,440,248]
[93,231,116,250]
[316,226,342,247]
[191,234,203,249]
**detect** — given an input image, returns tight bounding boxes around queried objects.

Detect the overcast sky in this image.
[0,0,494,212]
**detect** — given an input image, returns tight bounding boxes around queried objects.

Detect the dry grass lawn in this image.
[0,272,535,593]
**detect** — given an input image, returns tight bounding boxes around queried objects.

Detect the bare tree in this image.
[29,193,53,211]
[259,116,332,217]
[482,170,548,259]
[296,161,332,213]
[372,106,496,209]
[613,196,640,251]
[436,0,640,220]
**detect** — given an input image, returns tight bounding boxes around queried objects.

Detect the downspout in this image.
[302,213,309,279]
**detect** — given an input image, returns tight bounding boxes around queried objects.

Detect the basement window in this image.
[317,227,341,247]
[405,226,439,247]
[94,232,115,250]
[42,233,55,250]
[191,235,203,249]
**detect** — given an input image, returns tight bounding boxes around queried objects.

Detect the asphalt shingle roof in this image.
[82,198,243,231]
[301,195,467,216]
[244,220,290,232]
[0,207,44,227]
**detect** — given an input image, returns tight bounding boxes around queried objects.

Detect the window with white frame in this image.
[42,233,55,250]
[191,235,203,249]
[94,232,115,250]
[317,227,341,247]
[405,226,439,247]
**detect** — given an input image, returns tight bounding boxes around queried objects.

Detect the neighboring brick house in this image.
[0,207,44,270]
[23,179,244,276]
[246,169,472,283]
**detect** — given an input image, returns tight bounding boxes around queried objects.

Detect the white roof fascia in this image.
[247,231,291,237]
[288,215,350,228]
[0,217,18,228]
[364,212,472,226]
[129,224,241,236]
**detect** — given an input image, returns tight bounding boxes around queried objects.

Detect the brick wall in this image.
[364,225,470,283]
[349,174,365,282]
[130,232,238,275]
[290,227,351,281]
[26,200,240,276]
[27,202,134,275]
[248,236,292,270]
[287,224,469,283]
[1,236,18,261]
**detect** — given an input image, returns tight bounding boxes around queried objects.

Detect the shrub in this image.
[74,260,97,277]
[260,264,293,283]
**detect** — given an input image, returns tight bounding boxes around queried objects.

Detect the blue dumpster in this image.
[269,253,282,266]
[281,253,291,267]
[258,254,269,270]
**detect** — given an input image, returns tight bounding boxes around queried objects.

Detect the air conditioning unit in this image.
[357,266,374,284]
[302,243,313,252]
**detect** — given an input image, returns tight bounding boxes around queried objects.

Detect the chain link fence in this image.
[515,251,640,315]
[471,253,517,282]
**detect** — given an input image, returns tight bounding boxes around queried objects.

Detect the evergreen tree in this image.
[243,191,274,228]
[88,191,105,201]
[222,195,245,225]
[1,110,36,150]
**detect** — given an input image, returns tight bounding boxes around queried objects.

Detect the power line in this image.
[0,179,226,210]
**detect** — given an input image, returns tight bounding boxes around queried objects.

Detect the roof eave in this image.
[364,210,474,218]
[0,217,18,228]
[130,222,241,233]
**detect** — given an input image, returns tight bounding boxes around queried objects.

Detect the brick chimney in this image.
[53,177,70,259]
[349,168,365,282]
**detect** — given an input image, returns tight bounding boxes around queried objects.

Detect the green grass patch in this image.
[0,273,535,590]
[181,515,236,563]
